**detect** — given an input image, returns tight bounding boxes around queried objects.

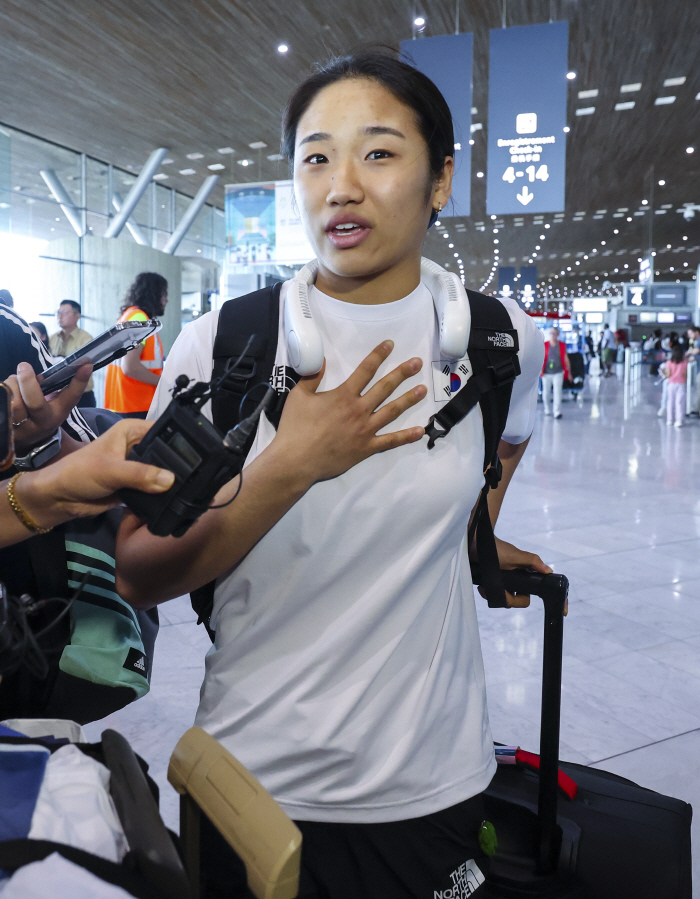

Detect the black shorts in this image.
[200,792,490,899]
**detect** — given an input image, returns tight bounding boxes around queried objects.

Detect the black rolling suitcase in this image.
[477,569,692,899]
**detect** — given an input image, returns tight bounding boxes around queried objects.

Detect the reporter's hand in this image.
[479,537,557,611]
[6,361,93,452]
[275,340,427,484]
[15,419,175,529]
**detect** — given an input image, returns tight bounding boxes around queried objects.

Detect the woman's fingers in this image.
[368,425,425,454]
[370,384,427,430]
[362,356,423,410]
[342,341,395,395]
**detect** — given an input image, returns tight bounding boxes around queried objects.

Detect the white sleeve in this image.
[147,310,220,421]
[496,298,545,445]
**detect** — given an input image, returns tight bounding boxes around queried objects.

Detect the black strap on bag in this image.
[190,284,286,639]
[425,290,521,609]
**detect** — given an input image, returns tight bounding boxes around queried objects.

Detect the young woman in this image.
[117,50,546,897]
[662,344,688,428]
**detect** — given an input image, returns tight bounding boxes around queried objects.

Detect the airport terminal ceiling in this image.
[0,0,698,293]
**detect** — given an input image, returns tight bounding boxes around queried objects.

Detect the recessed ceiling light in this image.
[620,83,642,93]
[654,96,676,105]
[249,141,268,150]
[578,89,598,99]
[267,153,284,161]
[152,173,169,180]
[567,71,576,80]
[686,146,695,154]
[237,159,253,167]
[161,158,174,165]
[179,168,196,175]
[277,44,289,53]
[186,152,204,160]
[658,179,666,186]
[476,171,484,178]
[615,101,635,111]
[207,163,226,171]
[664,76,686,87]
[576,107,595,116]
[217,147,235,155]
[563,126,570,133]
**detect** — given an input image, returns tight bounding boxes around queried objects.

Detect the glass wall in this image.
[0,122,226,321]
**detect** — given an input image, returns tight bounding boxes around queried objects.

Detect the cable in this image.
[208,469,244,510]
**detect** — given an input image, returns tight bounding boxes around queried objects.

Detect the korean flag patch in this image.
[432,356,471,402]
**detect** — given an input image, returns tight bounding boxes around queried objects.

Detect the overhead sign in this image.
[486,22,568,216]
[401,33,473,218]
[497,265,516,299]
[225,180,314,266]
[519,265,538,308]
[573,297,608,313]
[653,285,686,307]
[639,256,653,284]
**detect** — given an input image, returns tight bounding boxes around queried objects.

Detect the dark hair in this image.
[122,272,168,318]
[0,289,14,308]
[671,344,685,363]
[30,321,48,340]
[281,48,454,184]
[59,299,81,314]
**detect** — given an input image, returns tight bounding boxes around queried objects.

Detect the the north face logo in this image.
[487,332,515,349]
[434,858,484,897]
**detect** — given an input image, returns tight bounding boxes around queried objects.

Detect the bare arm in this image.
[121,344,160,386]
[474,436,551,609]
[116,342,427,609]
[1,419,175,549]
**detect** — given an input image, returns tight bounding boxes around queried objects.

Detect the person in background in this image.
[49,300,96,408]
[541,327,571,419]
[686,326,700,417]
[104,273,167,419]
[0,289,14,308]
[29,321,51,353]
[645,328,663,376]
[662,345,688,428]
[600,323,617,377]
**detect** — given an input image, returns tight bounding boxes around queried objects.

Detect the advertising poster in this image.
[225,180,314,266]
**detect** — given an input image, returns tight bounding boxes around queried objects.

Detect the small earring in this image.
[436,203,443,213]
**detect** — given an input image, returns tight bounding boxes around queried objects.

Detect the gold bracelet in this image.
[6,472,52,535]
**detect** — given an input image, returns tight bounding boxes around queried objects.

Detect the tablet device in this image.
[39,319,163,394]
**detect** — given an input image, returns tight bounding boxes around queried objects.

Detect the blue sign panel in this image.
[401,33,473,218]
[653,285,686,307]
[497,266,516,300]
[486,22,568,216]
[519,265,538,308]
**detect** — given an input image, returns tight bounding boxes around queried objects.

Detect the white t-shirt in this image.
[150,280,543,823]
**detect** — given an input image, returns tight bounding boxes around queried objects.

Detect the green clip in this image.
[478,820,498,857]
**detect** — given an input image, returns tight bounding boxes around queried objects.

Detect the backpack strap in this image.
[211,282,284,439]
[425,291,521,609]
[191,283,284,641]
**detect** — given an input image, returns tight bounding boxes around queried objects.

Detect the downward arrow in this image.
[517,186,534,205]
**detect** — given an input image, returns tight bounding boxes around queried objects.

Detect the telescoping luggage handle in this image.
[474,567,569,875]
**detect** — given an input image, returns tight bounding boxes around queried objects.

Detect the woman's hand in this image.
[274,340,427,485]
[6,361,93,452]
[480,537,555,610]
[14,419,175,531]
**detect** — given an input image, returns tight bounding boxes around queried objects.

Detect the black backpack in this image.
[191,282,521,637]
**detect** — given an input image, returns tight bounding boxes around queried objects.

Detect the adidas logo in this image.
[134,656,146,671]
[487,332,515,349]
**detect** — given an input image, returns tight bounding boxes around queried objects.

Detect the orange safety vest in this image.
[104,306,164,413]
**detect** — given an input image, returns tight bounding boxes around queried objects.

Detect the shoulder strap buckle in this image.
[484,454,503,489]
[489,355,521,385]
[426,415,449,450]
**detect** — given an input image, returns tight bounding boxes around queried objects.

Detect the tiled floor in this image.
[85,368,700,888]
